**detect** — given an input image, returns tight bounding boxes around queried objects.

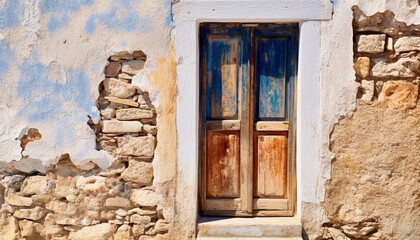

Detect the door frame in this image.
[173,0,332,237]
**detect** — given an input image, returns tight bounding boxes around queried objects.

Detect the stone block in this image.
[378,81,418,109]
[68,223,116,240]
[76,176,107,194]
[354,57,370,79]
[105,197,131,208]
[132,224,145,237]
[0,216,19,240]
[6,194,33,207]
[121,160,153,186]
[130,214,152,224]
[104,62,121,77]
[118,73,133,80]
[100,107,116,120]
[20,176,50,196]
[130,189,158,207]
[143,125,157,135]
[104,96,139,107]
[371,58,419,77]
[394,36,420,53]
[102,120,143,133]
[19,219,44,239]
[114,225,133,240]
[359,80,374,101]
[155,219,170,233]
[14,206,46,221]
[357,34,386,53]
[127,208,156,216]
[116,108,154,120]
[117,135,155,157]
[103,78,137,99]
[122,60,145,75]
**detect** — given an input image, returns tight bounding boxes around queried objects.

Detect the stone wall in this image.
[0,51,170,240]
[321,7,420,240]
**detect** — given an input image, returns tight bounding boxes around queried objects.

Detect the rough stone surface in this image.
[155,219,170,233]
[105,62,122,77]
[130,189,158,207]
[105,96,140,107]
[6,194,33,206]
[378,81,418,109]
[122,160,153,187]
[117,136,155,157]
[357,34,386,53]
[394,36,420,53]
[100,107,116,120]
[13,206,46,221]
[105,197,131,208]
[0,215,19,240]
[103,78,137,99]
[122,60,145,75]
[326,103,420,240]
[130,214,152,224]
[116,108,154,120]
[371,58,420,77]
[114,225,134,240]
[143,125,158,135]
[75,176,107,194]
[68,223,116,240]
[358,80,374,101]
[20,176,50,196]
[102,120,143,133]
[354,57,370,78]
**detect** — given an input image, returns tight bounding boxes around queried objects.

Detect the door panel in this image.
[206,130,241,198]
[206,36,240,120]
[253,133,288,198]
[256,37,287,121]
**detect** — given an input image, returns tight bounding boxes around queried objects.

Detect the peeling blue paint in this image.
[41,0,95,32]
[0,41,16,82]
[163,0,173,28]
[0,1,23,28]
[47,15,70,33]
[85,9,152,35]
[84,1,153,35]
[17,55,97,124]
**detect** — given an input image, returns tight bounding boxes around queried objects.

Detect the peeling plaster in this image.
[0,0,173,171]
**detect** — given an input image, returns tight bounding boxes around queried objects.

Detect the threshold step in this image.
[197,216,302,239]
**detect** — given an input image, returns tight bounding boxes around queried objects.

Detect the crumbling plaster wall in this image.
[0,0,177,239]
[306,0,420,239]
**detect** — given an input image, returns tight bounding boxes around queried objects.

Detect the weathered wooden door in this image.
[199,23,298,216]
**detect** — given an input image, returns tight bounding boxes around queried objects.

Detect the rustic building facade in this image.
[0,0,419,239]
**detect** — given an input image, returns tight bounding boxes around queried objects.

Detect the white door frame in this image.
[173,0,333,237]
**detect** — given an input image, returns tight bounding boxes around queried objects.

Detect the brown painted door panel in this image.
[206,130,241,198]
[254,133,288,199]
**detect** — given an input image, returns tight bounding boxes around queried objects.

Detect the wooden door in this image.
[200,23,298,216]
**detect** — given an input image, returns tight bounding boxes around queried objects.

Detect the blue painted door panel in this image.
[256,37,287,120]
[205,35,241,119]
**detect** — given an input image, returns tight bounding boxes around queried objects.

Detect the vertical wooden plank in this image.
[254,134,288,198]
[206,36,240,119]
[286,24,299,214]
[240,28,253,213]
[206,131,241,198]
[256,37,287,120]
